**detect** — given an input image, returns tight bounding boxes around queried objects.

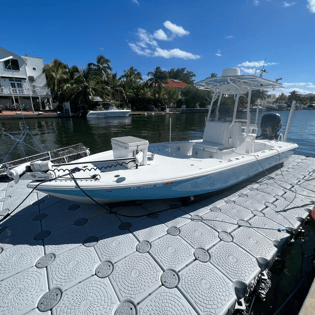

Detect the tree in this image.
[166,68,196,85]
[107,73,126,105]
[66,67,108,111]
[120,66,142,83]
[287,90,298,104]
[147,67,168,88]
[88,55,112,81]
[210,73,218,78]
[43,59,68,104]
[250,90,268,106]
[276,93,288,103]
[161,87,180,108]
[181,85,212,108]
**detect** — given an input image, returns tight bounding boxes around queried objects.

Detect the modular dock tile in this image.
[156,208,190,227]
[0,242,44,281]
[3,193,38,213]
[130,218,168,242]
[179,261,236,315]
[232,227,277,268]
[114,205,150,223]
[0,154,312,315]
[259,178,292,190]
[0,219,41,244]
[0,267,48,315]
[2,212,37,227]
[219,203,254,221]
[234,196,266,212]
[52,276,118,315]
[73,203,108,219]
[273,198,310,221]
[263,207,300,230]
[150,234,194,271]
[282,191,314,211]
[41,209,79,232]
[94,229,138,263]
[109,251,162,303]
[25,309,51,315]
[209,241,261,285]
[47,245,100,291]
[202,211,238,233]
[44,224,88,255]
[83,212,122,237]
[179,221,219,250]
[249,216,290,248]
[244,190,277,204]
[138,286,197,315]
[38,197,64,213]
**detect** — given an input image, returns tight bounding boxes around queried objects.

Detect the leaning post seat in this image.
[193,121,245,158]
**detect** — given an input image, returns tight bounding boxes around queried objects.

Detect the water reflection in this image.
[1,110,314,162]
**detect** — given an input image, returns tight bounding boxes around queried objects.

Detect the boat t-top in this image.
[87,104,131,118]
[13,68,297,204]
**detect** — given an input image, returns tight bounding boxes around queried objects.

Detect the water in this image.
[1,110,314,163]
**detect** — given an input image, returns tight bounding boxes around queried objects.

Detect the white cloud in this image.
[99,47,104,51]
[237,61,277,67]
[153,29,169,41]
[215,49,221,57]
[307,0,315,13]
[129,22,199,60]
[283,82,308,86]
[132,0,139,4]
[239,67,257,74]
[278,87,315,95]
[136,28,158,48]
[283,1,296,7]
[163,21,190,37]
[129,43,150,56]
[253,0,259,5]
[226,35,233,38]
[154,48,200,60]
[283,82,315,89]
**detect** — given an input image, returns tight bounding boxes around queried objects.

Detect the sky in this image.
[1,0,314,95]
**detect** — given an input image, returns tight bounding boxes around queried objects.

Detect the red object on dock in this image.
[311,208,315,221]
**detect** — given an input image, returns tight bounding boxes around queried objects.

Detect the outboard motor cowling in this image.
[260,113,282,140]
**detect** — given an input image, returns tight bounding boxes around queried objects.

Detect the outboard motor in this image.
[260,113,282,140]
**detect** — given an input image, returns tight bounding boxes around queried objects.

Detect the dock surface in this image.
[0,154,314,315]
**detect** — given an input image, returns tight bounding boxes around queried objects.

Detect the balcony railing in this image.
[0,86,51,97]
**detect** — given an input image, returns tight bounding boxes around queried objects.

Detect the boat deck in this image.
[0,154,314,315]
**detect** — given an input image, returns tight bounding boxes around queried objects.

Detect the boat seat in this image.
[193,121,245,158]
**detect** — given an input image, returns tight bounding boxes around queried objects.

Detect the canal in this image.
[1,110,315,163]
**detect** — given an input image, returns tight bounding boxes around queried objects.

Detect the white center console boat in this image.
[87,105,131,118]
[18,68,297,204]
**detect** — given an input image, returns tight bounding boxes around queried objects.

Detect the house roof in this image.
[152,79,187,88]
[164,79,187,88]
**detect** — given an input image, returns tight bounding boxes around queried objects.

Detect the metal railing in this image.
[0,86,51,96]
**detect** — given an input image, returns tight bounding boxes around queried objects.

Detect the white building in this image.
[0,47,52,111]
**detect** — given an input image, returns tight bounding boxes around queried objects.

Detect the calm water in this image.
[1,110,314,163]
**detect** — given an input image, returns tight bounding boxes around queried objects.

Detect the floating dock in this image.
[0,154,314,315]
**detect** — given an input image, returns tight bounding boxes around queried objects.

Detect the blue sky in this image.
[1,0,314,95]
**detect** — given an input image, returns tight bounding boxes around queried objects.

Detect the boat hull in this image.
[87,110,130,118]
[36,148,295,204]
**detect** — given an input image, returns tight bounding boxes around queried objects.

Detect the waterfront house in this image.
[0,47,52,111]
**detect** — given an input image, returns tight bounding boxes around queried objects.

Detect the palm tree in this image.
[67,67,108,111]
[43,59,68,104]
[288,90,298,104]
[120,66,142,82]
[88,55,112,81]
[107,73,126,106]
[147,67,168,89]
[250,90,267,106]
